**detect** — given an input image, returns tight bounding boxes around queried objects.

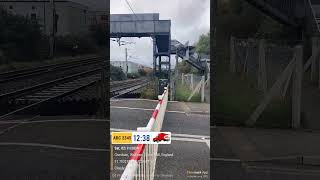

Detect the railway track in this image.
[0,55,100,82]
[0,56,102,95]
[111,78,149,98]
[0,55,105,120]
[0,68,101,120]
[0,54,149,120]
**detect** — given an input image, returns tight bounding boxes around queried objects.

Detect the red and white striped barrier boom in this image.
[120,87,169,180]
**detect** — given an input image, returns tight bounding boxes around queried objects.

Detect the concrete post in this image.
[49,0,56,59]
[201,76,205,102]
[258,39,267,94]
[311,37,318,81]
[230,36,236,73]
[292,46,303,129]
[190,74,194,90]
[310,37,318,81]
[170,78,175,101]
[125,48,128,77]
[182,73,184,85]
[153,36,157,77]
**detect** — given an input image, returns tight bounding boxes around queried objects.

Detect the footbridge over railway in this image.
[110,13,210,95]
[110,13,171,94]
[171,39,210,74]
[244,0,320,35]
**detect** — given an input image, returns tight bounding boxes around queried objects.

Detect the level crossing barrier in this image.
[120,86,169,180]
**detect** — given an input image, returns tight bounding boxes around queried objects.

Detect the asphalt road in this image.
[213,126,320,180]
[110,99,210,179]
[0,118,109,180]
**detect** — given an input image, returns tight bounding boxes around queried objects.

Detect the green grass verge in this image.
[175,82,201,102]
[141,79,157,100]
[214,62,291,128]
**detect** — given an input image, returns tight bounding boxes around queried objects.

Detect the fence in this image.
[181,73,208,102]
[120,86,168,180]
[230,36,320,128]
[230,37,296,94]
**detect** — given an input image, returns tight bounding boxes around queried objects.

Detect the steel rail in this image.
[0,68,101,100]
[0,57,101,84]
[0,70,101,120]
[0,55,99,78]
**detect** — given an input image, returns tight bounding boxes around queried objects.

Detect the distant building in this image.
[110,61,145,74]
[0,0,97,36]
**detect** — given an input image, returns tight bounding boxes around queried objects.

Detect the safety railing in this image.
[120,86,169,180]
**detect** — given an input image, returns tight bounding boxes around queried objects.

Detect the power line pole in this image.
[125,48,128,77]
[49,0,56,58]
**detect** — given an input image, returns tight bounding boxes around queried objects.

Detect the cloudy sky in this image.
[110,0,210,68]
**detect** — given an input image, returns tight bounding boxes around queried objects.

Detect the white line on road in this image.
[171,132,210,139]
[110,128,210,148]
[171,137,207,143]
[0,142,109,152]
[205,140,210,148]
[245,164,320,176]
[110,128,135,132]
[212,158,241,162]
[0,119,109,124]
[0,115,40,136]
[110,98,179,103]
[111,106,192,114]
[110,128,209,139]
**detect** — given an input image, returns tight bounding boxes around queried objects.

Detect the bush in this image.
[110,65,126,81]
[127,73,140,79]
[138,69,147,76]
[55,35,98,56]
[141,80,156,99]
[175,82,201,102]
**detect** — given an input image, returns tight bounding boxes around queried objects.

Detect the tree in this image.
[177,60,191,74]
[0,7,45,63]
[110,65,126,81]
[138,69,147,76]
[196,32,210,55]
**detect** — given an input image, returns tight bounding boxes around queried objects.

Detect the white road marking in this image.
[245,164,320,176]
[110,98,179,103]
[0,142,108,152]
[110,128,209,138]
[205,140,210,148]
[212,158,241,162]
[111,106,154,111]
[0,119,109,124]
[0,115,40,136]
[170,132,210,139]
[171,137,207,143]
[111,106,186,114]
[110,128,135,132]
[110,128,210,149]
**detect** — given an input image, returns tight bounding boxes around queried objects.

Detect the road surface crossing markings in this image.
[110,98,179,103]
[0,115,40,136]
[244,163,320,176]
[110,128,210,149]
[111,106,210,115]
[0,119,109,137]
[0,142,108,152]
[0,119,109,124]
[211,158,241,162]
